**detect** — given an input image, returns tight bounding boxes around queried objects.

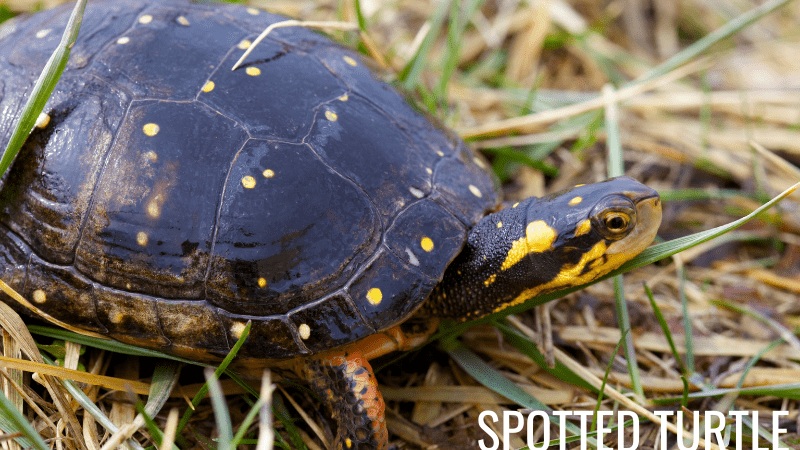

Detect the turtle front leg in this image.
[300,321,437,449]
[304,352,388,450]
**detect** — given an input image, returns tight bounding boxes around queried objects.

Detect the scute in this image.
[207,139,380,317]
[0,0,498,359]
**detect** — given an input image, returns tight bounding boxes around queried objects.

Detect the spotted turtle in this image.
[0,1,662,448]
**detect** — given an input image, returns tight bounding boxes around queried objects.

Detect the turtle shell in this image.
[0,0,497,360]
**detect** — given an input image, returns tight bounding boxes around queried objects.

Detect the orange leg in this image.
[302,318,439,449]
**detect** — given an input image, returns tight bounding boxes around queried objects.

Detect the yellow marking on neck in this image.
[574,219,592,237]
[569,196,582,206]
[366,288,383,305]
[493,241,608,313]
[421,237,434,252]
[500,221,557,271]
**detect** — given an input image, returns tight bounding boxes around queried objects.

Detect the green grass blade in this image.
[635,0,792,83]
[398,0,449,88]
[443,338,598,447]
[206,367,234,450]
[0,391,50,450]
[176,321,251,436]
[494,321,593,391]
[644,284,686,374]
[0,0,86,177]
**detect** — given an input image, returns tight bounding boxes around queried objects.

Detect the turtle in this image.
[0,1,662,448]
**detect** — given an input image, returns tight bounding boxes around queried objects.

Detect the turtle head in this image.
[425,176,661,320]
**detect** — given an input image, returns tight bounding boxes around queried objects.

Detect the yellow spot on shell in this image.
[325,110,338,121]
[257,277,267,288]
[574,219,592,237]
[421,237,434,252]
[246,7,260,15]
[338,93,349,101]
[35,113,50,129]
[231,322,247,339]
[246,67,261,76]
[345,438,353,448]
[263,169,275,178]
[496,221,502,228]
[366,288,383,306]
[143,123,160,136]
[343,56,357,67]
[409,187,424,198]
[500,220,557,271]
[147,196,162,218]
[138,14,153,24]
[117,36,130,45]
[484,274,497,287]
[176,15,190,26]
[569,196,583,206]
[468,185,482,198]
[202,81,215,92]
[136,232,148,246]
[238,39,252,49]
[298,323,311,340]
[35,29,51,38]
[32,289,46,304]
[242,175,256,189]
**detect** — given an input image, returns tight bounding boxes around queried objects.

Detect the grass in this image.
[2,0,800,449]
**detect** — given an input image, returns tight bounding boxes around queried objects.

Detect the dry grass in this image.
[2,0,800,449]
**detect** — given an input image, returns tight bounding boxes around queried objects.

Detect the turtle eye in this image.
[599,210,634,238]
